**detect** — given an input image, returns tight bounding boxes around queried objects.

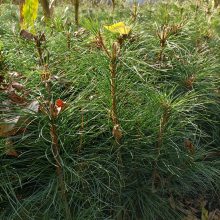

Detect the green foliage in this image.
[0,1,220,219]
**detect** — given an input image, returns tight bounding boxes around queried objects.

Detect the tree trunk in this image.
[41,0,51,19]
[74,0,79,26]
[214,0,220,7]
[19,0,25,25]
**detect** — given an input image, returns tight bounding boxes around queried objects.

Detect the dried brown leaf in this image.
[11,82,24,91]
[20,29,35,41]
[0,116,20,137]
[112,124,122,142]
[8,91,26,104]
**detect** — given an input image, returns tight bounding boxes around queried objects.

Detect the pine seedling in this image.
[101,22,131,142]
[0,1,220,219]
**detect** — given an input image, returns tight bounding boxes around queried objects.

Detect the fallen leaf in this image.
[8,91,26,104]
[11,82,24,91]
[25,100,39,113]
[0,116,20,137]
[8,71,22,78]
[20,29,35,41]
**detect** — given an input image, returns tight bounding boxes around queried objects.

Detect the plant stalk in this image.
[152,103,171,192]
[50,120,71,219]
[40,0,51,20]
[110,42,118,126]
[74,0,79,26]
[41,64,71,219]
[19,0,25,25]
[112,0,115,12]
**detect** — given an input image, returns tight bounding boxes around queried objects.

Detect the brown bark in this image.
[110,43,118,126]
[214,0,220,7]
[112,0,115,12]
[50,122,71,219]
[19,0,25,25]
[40,0,51,19]
[74,0,79,26]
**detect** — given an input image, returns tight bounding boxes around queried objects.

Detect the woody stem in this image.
[50,115,71,219]
[110,43,118,126]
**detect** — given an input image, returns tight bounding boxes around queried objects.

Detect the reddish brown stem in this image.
[97,33,122,142]
[50,115,71,219]
[110,43,118,126]
[98,32,111,58]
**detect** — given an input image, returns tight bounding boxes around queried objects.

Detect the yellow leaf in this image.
[21,0,39,33]
[104,22,131,35]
